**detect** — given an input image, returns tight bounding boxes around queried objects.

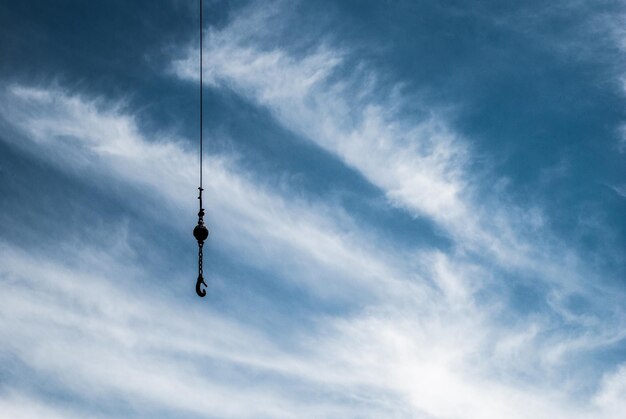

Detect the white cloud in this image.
[594,364,626,417]
[0,84,427,305]
[0,238,608,419]
[0,55,624,418]
[171,0,607,297]
[611,184,626,198]
[172,0,626,352]
[0,391,92,419]
[0,242,403,418]
[171,2,626,416]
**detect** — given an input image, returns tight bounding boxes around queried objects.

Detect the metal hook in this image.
[196,274,207,297]
[193,188,209,297]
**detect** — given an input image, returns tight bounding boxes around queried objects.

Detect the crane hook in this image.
[196,274,207,297]
[194,188,209,297]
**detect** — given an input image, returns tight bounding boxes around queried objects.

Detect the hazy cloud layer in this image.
[1,0,625,418]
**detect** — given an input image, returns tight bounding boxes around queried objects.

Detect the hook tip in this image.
[196,276,207,298]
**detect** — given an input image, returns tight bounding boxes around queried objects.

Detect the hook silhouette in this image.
[194,187,209,297]
[196,274,207,297]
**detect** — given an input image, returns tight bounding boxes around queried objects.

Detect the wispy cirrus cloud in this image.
[1,78,625,418]
[1,0,625,417]
[0,85,428,304]
[162,1,626,416]
[171,0,602,287]
[172,0,625,338]
[1,241,410,418]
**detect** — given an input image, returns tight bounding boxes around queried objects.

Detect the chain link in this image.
[198,243,203,276]
[196,241,207,297]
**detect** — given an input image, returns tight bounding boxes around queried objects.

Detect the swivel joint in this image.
[193,216,209,244]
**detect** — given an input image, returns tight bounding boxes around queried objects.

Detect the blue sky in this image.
[0,0,625,417]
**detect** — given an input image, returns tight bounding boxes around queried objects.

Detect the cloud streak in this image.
[171,0,607,293]
[0,76,623,419]
[174,0,626,351]
[0,1,625,417]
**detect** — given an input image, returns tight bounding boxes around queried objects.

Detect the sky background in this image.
[0,0,625,418]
